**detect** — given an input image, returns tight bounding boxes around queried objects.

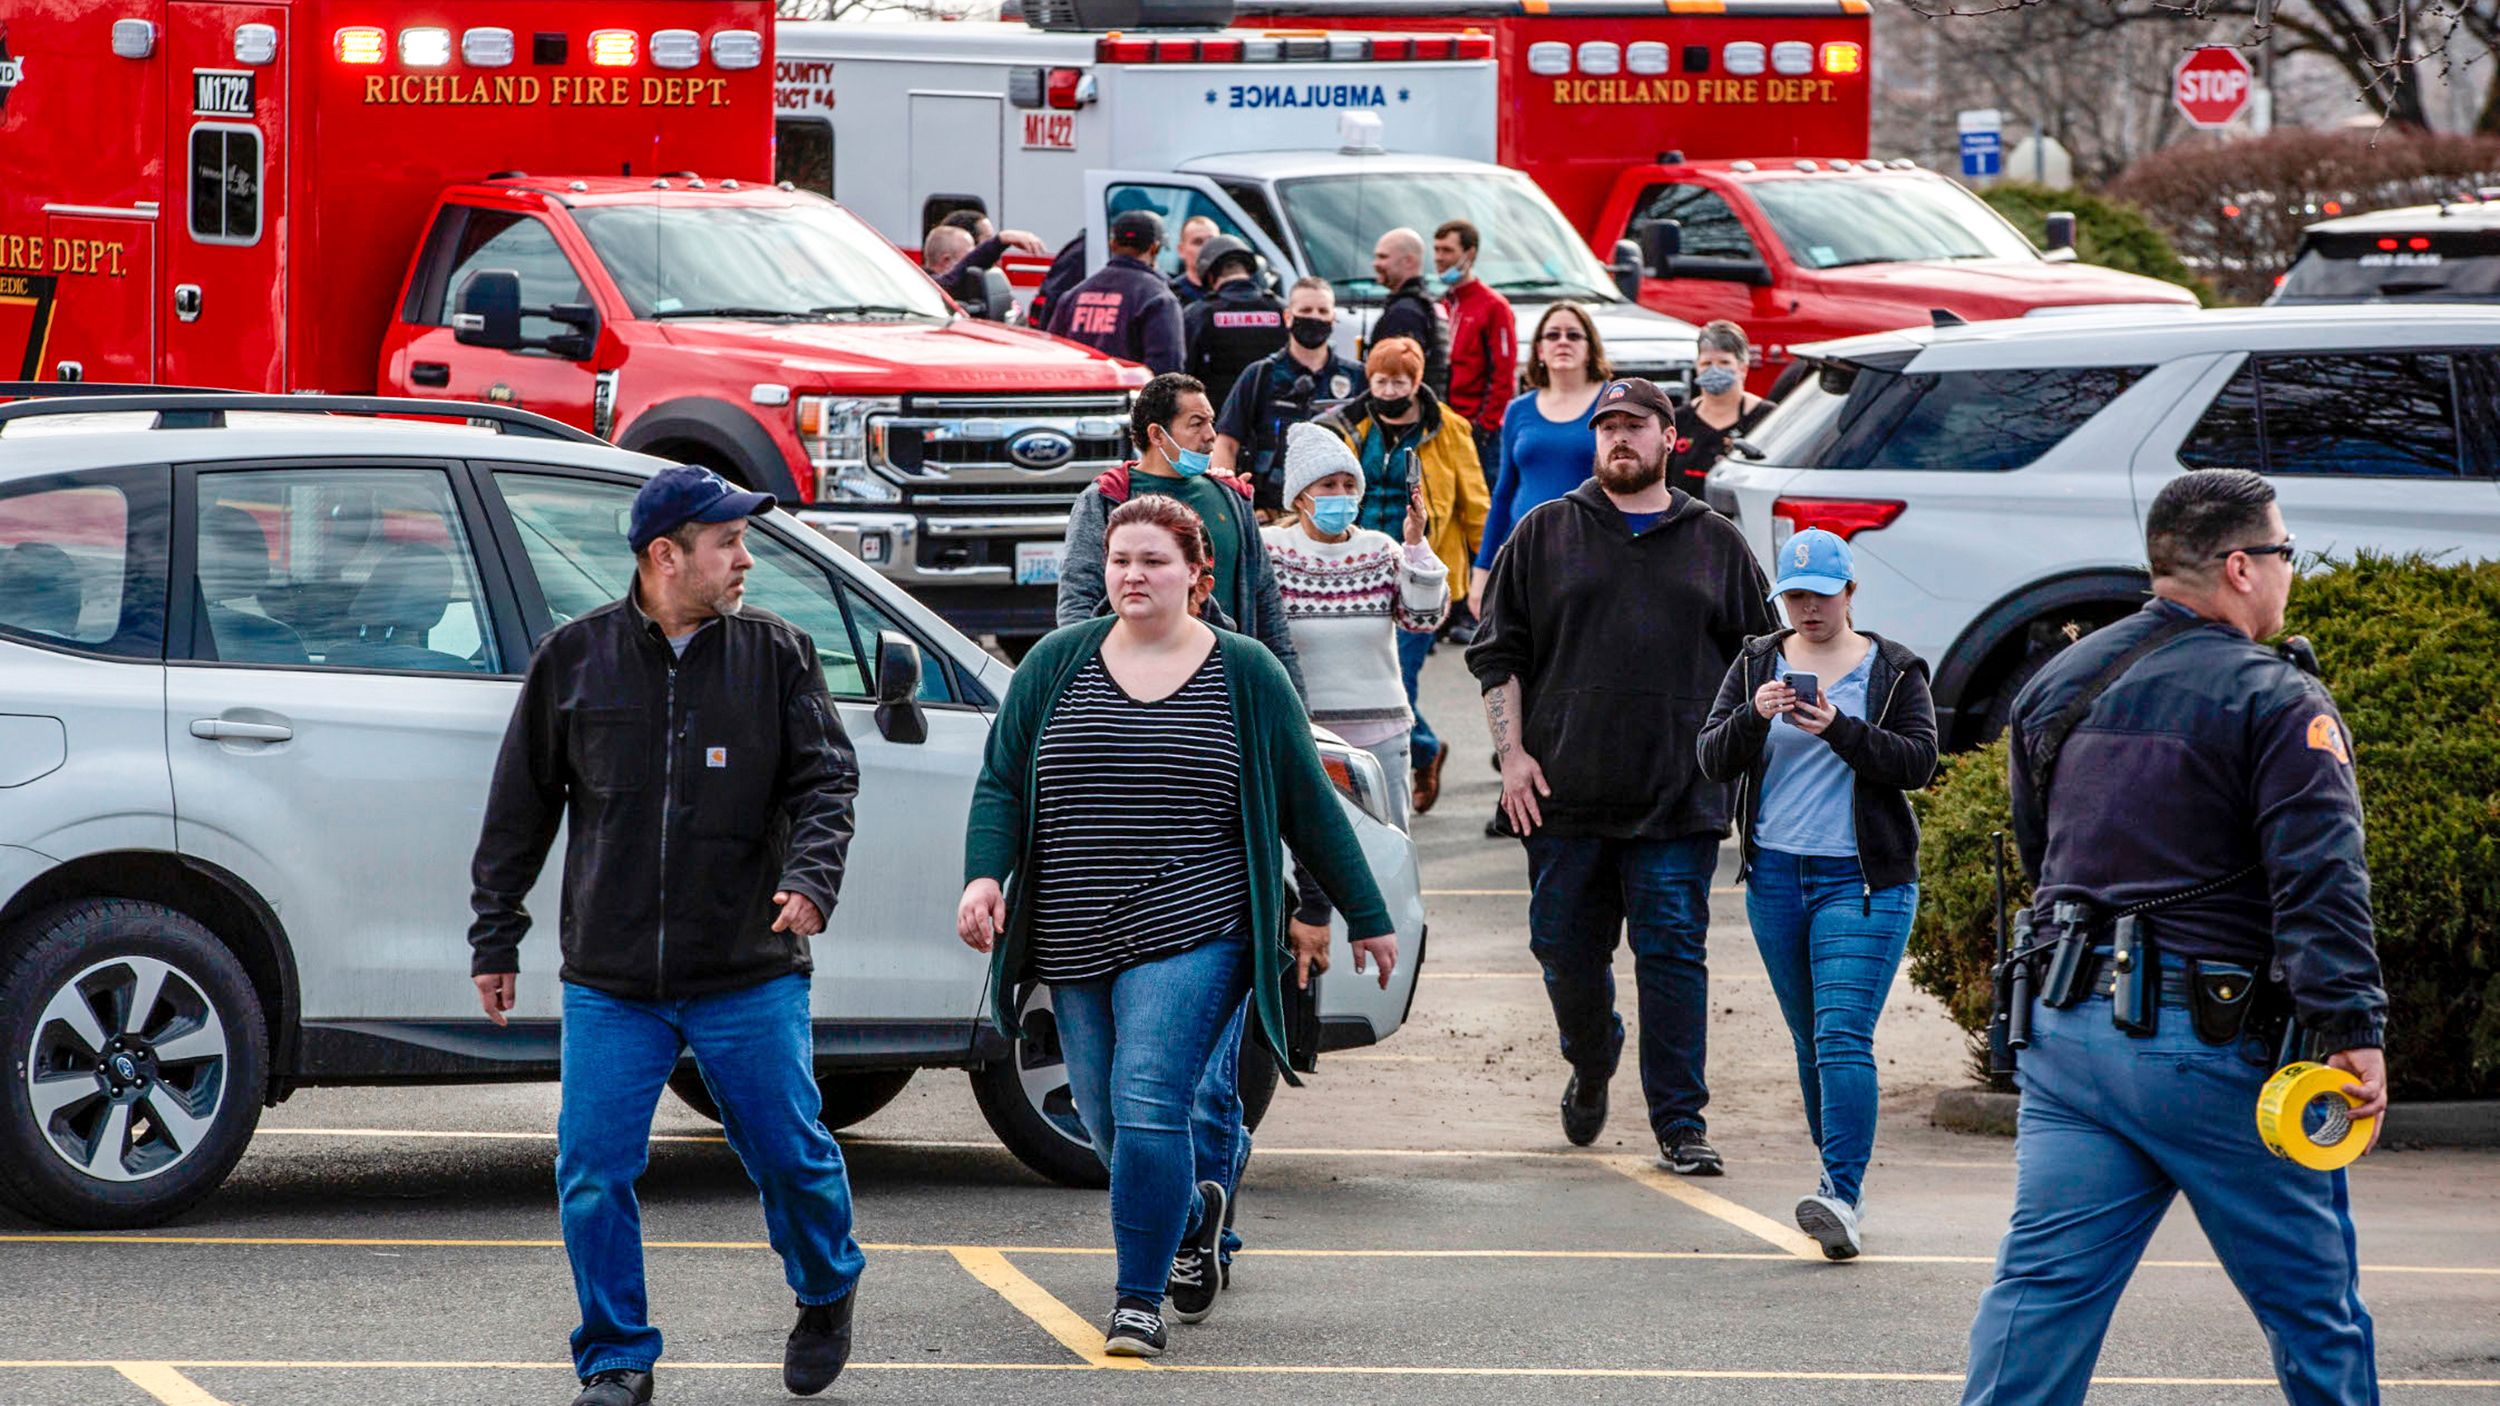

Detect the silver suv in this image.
[0,393,1424,1228]
[1709,305,2500,747]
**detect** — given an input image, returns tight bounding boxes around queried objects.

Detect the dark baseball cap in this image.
[1590,377,1674,426]
[628,465,776,553]
[1109,208,1165,248]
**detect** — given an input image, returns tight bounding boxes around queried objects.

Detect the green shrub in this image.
[1980,183,2215,306]
[1908,553,2500,1100]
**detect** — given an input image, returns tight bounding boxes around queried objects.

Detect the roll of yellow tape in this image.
[2257,1061,2375,1171]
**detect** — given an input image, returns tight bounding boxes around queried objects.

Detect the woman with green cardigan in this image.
[958,494,1396,1359]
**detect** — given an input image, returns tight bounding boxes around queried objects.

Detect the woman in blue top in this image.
[1696,529,1939,1262]
[1466,301,1609,619]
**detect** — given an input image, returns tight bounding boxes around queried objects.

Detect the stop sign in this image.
[2174,46,2254,128]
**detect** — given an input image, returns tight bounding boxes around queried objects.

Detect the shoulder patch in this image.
[2305,712,2352,765]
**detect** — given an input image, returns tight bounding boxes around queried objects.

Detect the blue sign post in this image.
[1957,108,2003,181]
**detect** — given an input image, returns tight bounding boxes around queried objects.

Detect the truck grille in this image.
[872,392,1133,508]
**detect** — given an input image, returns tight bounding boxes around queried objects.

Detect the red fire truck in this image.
[1234,0,2199,391]
[4,0,1145,639]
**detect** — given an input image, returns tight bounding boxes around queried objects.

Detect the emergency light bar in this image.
[329,25,764,70]
[1526,38,1859,77]
[1093,29,1489,62]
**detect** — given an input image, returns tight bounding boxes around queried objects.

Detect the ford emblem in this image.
[1006,429,1077,471]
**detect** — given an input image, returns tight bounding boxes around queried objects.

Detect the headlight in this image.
[796,395,903,504]
[1314,731,1397,829]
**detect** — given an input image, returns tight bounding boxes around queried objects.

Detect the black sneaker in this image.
[1104,1299,1167,1357]
[784,1288,855,1395]
[569,1369,652,1406]
[1167,1180,1225,1324]
[1560,1069,1609,1146]
[1660,1130,1725,1177]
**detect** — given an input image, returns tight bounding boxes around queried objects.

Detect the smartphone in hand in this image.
[1782,672,1821,708]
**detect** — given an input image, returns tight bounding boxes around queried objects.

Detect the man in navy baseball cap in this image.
[628,465,777,555]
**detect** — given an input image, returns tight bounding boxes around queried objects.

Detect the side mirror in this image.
[1609,239,1644,302]
[873,630,928,745]
[1640,218,1683,276]
[451,269,524,350]
[541,302,599,361]
[972,266,1015,322]
[2043,211,2077,253]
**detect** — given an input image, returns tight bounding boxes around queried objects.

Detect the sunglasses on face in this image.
[2213,535,2296,561]
[1539,328,1588,344]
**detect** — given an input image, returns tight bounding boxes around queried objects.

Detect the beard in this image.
[1594,442,1665,494]
[700,575,746,619]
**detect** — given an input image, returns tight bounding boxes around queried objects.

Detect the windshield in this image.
[1276,170,1620,304]
[2274,231,2500,303]
[1749,176,2039,270]
[573,200,953,321]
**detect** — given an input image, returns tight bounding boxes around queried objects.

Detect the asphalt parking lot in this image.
[3,662,2495,1405]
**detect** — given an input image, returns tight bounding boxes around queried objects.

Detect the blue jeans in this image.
[1744,849,1915,1208]
[1396,627,1439,765]
[1189,999,1252,1264]
[557,975,864,1379]
[1962,962,2377,1406]
[1054,934,1253,1305]
[1523,834,1716,1139]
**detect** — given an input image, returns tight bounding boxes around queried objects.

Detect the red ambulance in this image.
[3,0,1145,640]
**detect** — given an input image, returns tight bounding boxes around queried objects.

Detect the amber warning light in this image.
[334,26,387,64]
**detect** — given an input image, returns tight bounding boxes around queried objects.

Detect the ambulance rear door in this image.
[160,0,286,390]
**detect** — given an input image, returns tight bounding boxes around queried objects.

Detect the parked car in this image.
[1707,305,2500,749]
[2269,197,2500,305]
[0,392,1426,1228]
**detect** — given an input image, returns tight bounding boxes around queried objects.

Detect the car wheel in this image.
[0,900,267,1229]
[969,982,1278,1189]
[668,1066,915,1133]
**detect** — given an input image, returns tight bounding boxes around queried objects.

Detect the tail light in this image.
[1771,497,1904,540]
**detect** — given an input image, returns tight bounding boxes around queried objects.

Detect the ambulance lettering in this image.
[1226,82,1390,110]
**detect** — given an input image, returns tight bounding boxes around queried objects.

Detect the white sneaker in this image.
[1795,1193,1862,1261]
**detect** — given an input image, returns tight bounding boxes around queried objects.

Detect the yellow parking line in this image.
[1,1360,2486,1387]
[113,1363,231,1405]
[1603,1157,1825,1260]
[945,1248,1143,1370]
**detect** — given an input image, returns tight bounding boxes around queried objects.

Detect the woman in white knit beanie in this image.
[1259,422,1450,829]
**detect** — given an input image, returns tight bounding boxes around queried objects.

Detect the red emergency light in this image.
[1095,29,1486,65]
[2322,200,2344,215]
[1201,37,1244,61]
[2377,238,2399,251]
[1046,66,1086,109]
[2409,236,2432,250]
[1456,32,1493,60]
[1098,34,1153,62]
[1772,496,1904,541]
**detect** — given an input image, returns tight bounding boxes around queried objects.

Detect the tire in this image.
[0,900,268,1229]
[668,1066,915,1133]
[969,982,1278,1189]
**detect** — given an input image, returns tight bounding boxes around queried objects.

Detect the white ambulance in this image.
[774,12,1702,385]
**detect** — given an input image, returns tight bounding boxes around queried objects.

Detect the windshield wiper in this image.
[649,306,817,320]
[1498,277,1610,299]
[807,302,941,319]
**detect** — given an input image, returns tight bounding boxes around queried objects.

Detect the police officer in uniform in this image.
[1181,236,1285,416]
[1213,275,1364,514]
[1962,468,2388,1406]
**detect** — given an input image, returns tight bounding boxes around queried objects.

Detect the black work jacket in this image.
[2007,597,2385,1051]
[1697,630,1939,892]
[467,593,860,1002]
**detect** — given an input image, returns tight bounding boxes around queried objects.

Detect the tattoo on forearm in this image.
[1485,687,1513,764]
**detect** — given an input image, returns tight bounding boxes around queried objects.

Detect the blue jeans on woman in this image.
[557,974,864,1379]
[1189,999,1252,1265]
[1054,933,1253,1305]
[1744,848,1916,1209]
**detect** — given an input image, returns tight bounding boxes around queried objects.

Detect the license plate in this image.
[1014,540,1063,586]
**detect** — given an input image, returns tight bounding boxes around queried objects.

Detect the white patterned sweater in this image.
[1259,523,1451,746]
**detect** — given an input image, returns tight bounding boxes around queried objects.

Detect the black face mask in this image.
[1289,316,1334,350]
[1371,392,1415,419]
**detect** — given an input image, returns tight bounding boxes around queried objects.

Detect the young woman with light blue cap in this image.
[1696,527,1940,1261]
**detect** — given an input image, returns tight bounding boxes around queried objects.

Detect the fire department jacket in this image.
[1045,253,1185,374]
[467,594,860,1002]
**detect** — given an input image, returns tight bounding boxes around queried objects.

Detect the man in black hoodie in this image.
[1466,376,1773,1176]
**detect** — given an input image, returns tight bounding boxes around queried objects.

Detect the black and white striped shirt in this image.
[1026,649,1250,984]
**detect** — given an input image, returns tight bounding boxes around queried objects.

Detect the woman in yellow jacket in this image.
[1315,336,1491,814]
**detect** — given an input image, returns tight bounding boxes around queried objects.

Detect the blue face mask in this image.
[1308,495,1360,535]
[1695,365,1742,397]
[1437,265,1464,288]
[1171,445,1213,477]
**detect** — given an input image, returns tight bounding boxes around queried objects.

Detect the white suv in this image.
[1708,305,2500,747]
[0,393,1425,1228]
